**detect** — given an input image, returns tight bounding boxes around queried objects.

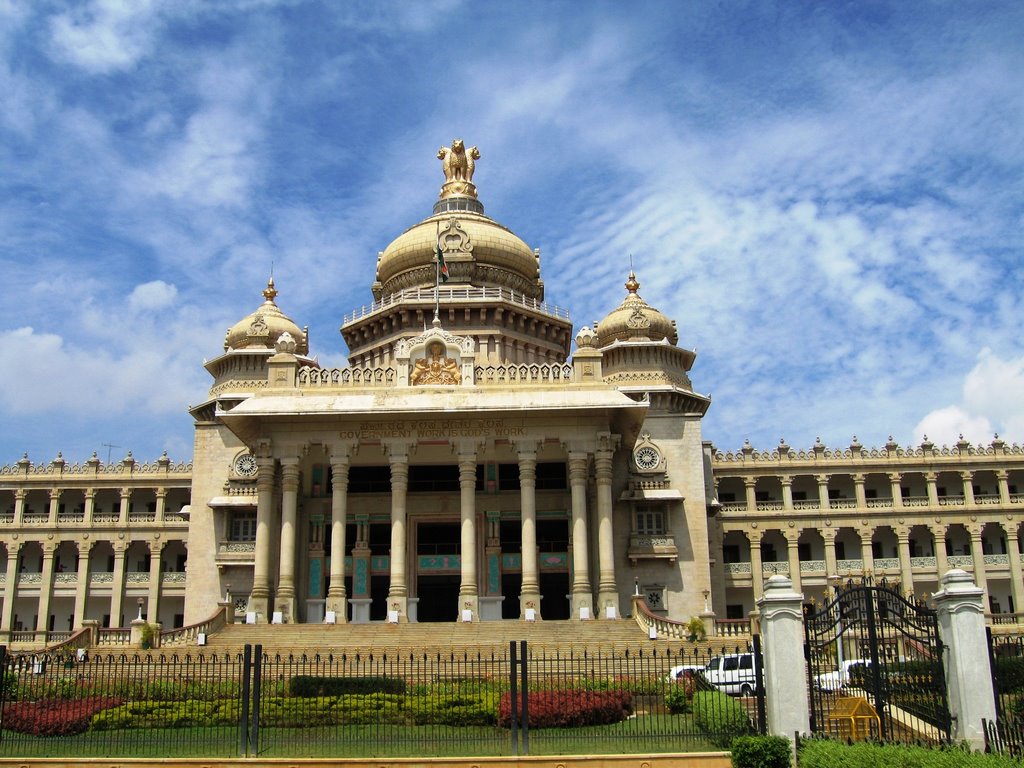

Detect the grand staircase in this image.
[190,619,748,658]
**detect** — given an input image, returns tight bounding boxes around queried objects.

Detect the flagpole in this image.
[434,220,441,324]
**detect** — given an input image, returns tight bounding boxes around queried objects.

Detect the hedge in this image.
[5,696,124,736]
[289,675,405,696]
[497,689,632,728]
[691,691,752,748]
[731,735,791,768]
[798,738,1021,768]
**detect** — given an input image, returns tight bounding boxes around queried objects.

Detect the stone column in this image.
[823,529,837,578]
[1,544,19,631]
[785,531,801,592]
[458,452,479,620]
[888,472,903,509]
[35,543,56,633]
[118,488,132,524]
[757,575,810,740]
[743,478,757,512]
[933,569,997,750]
[780,475,793,510]
[897,529,914,595]
[595,448,618,618]
[83,489,95,524]
[275,457,300,622]
[961,471,976,506]
[155,488,167,522]
[386,449,410,620]
[248,457,276,620]
[816,474,831,510]
[1007,526,1024,615]
[73,540,91,628]
[860,527,875,575]
[568,452,593,618]
[13,489,25,525]
[968,524,988,602]
[147,540,163,624]
[349,516,371,622]
[48,489,61,523]
[933,523,949,576]
[517,447,541,619]
[749,529,765,601]
[852,473,867,508]
[925,472,940,507]
[327,453,350,621]
[110,544,126,627]
[996,470,1011,505]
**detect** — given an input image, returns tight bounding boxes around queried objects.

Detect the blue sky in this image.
[1,0,1022,464]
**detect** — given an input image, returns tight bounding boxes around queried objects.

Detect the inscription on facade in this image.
[338,419,527,441]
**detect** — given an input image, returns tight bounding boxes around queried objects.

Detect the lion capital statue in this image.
[438,139,480,183]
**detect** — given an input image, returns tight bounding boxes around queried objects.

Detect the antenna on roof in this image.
[101,443,120,464]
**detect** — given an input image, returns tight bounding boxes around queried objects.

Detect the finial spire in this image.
[263,277,278,303]
[625,270,640,294]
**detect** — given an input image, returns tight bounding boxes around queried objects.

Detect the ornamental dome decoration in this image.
[373,140,543,300]
[224,278,309,355]
[595,271,678,348]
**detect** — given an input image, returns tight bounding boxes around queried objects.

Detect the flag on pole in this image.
[436,241,449,283]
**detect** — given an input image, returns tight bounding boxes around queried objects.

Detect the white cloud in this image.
[914,349,1024,446]
[128,280,177,312]
[48,0,161,74]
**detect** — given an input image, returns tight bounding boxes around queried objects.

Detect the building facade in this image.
[2,142,1023,639]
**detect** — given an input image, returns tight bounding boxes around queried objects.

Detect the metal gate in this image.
[804,580,950,743]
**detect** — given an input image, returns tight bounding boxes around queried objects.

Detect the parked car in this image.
[666,663,705,682]
[702,652,759,696]
[815,659,868,691]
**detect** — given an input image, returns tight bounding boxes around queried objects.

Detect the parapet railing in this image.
[159,605,228,647]
[343,286,571,324]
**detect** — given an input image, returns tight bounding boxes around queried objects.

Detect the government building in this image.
[2,142,1023,643]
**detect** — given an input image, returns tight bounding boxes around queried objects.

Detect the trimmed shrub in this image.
[5,696,123,736]
[731,735,791,768]
[798,738,1021,768]
[408,692,498,726]
[691,690,753,748]
[91,699,240,730]
[289,675,405,696]
[497,689,632,728]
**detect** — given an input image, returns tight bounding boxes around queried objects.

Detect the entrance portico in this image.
[219,387,644,624]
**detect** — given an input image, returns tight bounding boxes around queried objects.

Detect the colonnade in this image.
[246,440,620,623]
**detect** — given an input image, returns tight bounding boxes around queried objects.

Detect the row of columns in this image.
[0,539,171,632]
[740,521,1024,611]
[8,486,175,524]
[247,441,620,623]
[739,469,1014,512]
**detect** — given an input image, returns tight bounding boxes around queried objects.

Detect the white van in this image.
[703,652,759,696]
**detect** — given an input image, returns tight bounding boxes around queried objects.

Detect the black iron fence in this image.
[0,642,762,758]
[985,631,1024,756]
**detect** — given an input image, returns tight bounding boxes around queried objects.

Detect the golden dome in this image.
[375,211,542,299]
[595,271,678,347]
[224,278,309,354]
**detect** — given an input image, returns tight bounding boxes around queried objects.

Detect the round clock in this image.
[234,453,258,477]
[634,446,660,471]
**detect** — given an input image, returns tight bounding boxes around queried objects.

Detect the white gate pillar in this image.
[933,569,997,750]
[757,574,810,741]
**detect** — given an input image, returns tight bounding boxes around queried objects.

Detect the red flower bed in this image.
[498,689,632,728]
[3,696,123,736]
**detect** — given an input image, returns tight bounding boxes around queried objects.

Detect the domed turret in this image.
[595,271,678,348]
[224,278,309,355]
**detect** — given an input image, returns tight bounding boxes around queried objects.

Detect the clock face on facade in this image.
[634,446,660,471]
[234,453,258,477]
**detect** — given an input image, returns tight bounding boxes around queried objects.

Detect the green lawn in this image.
[1,714,719,758]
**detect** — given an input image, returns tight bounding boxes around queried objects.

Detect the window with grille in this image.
[635,504,666,535]
[230,512,257,541]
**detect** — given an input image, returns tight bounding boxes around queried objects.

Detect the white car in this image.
[815,659,868,691]
[667,664,705,682]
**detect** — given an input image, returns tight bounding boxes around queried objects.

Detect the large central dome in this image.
[372,139,543,301]
[374,211,542,300]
